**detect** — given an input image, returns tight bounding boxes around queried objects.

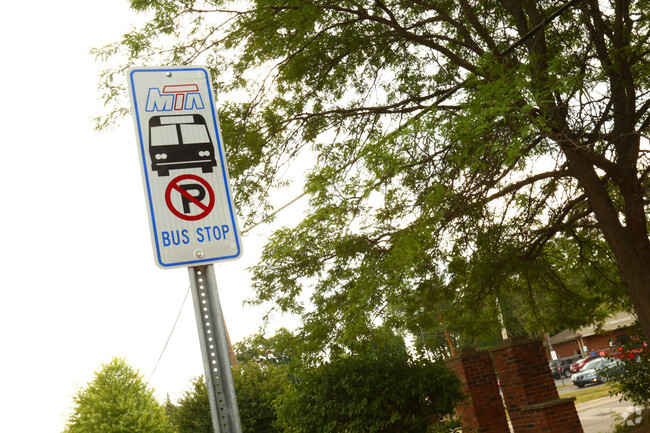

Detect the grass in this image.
[560,383,650,432]
[562,383,613,404]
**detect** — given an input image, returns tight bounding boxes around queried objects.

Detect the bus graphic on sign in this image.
[148,114,218,177]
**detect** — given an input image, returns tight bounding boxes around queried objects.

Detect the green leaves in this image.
[63,358,174,433]
[167,377,213,433]
[233,362,291,433]
[167,362,290,433]
[606,324,650,408]
[98,0,650,349]
[275,341,464,433]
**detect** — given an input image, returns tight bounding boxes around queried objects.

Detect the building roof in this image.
[548,311,637,345]
[548,328,579,345]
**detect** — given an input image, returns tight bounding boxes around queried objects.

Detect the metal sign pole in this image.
[188,265,243,433]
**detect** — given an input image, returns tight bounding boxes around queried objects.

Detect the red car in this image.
[570,355,600,374]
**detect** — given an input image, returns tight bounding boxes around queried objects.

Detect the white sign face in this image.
[128,66,242,268]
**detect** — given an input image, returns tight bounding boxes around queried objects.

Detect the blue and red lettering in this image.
[145,84,205,112]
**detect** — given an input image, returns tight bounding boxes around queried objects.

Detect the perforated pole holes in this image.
[189,265,243,433]
[198,271,227,429]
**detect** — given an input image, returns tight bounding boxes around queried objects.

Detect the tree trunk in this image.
[550,0,650,340]
[617,241,650,341]
[569,160,650,340]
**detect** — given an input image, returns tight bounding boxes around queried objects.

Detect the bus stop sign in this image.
[128,66,242,268]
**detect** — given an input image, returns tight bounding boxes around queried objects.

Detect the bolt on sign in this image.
[128,66,242,268]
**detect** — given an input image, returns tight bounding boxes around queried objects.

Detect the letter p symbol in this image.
[180,183,206,214]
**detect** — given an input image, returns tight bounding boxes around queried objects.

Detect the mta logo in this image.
[145,84,205,112]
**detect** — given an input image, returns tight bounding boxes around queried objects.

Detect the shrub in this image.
[607,325,650,407]
[63,358,173,433]
[275,351,464,433]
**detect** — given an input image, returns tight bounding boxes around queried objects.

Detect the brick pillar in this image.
[491,337,583,433]
[445,347,510,432]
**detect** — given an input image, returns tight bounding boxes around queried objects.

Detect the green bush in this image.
[63,358,173,433]
[233,361,290,433]
[275,351,464,433]
[166,377,213,433]
[168,361,289,433]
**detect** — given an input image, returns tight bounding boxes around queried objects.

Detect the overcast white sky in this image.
[0,2,301,431]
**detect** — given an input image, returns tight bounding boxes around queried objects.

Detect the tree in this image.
[274,343,463,433]
[169,329,296,433]
[96,0,650,346]
[63,358,174,433]
[169,363,290,433]
[167,377,213,433]
[234,327,299,366]
[232,362,290,433]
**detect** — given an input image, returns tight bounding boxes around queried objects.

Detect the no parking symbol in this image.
[165,174,215,221]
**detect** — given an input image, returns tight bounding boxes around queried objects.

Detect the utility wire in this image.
[242,191,307,235]
[148,286,191,383]
[147,193,306,381]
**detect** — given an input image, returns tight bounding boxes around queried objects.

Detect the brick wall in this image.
[584,332,623,354]
[445,347,510,432]
[491,337,583,433]
[513,400,582,433]
[551,339,582,358]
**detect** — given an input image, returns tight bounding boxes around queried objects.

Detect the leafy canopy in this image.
[275,338,464,433]
[166,377,213,433]
[233,361,291,433]
[96,0,650,350]
[63,358,173,433]
[168,362,289,433]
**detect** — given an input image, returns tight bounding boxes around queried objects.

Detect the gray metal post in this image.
[188,265,242,433]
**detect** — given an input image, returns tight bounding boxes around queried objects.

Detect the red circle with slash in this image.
[165,174,215,221]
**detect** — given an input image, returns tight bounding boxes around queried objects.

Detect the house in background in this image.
[548,312,637,359]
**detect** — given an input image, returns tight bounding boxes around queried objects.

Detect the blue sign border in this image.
[129,67,242,268]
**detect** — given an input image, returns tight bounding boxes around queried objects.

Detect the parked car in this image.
[549,359,573,379]
[571,357,625,388]
[570,355,600,373]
